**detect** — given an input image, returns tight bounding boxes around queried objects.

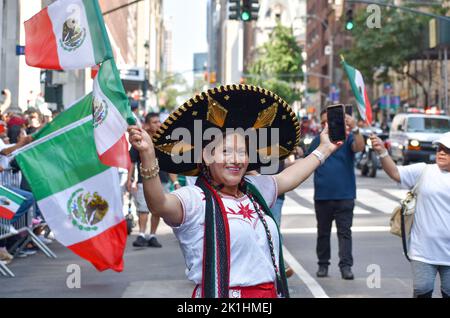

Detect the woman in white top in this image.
[128,84,340,298]
[370,132,450,298]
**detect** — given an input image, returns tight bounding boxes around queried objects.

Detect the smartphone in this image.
[327,104,346,143]
[345,104,353,116]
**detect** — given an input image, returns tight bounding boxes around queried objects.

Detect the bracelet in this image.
[379,150,389,159]
[312,149,325,165]
[140,159,160,180]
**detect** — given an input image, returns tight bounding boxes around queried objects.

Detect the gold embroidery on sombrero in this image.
[207,96,228,128]
[253,102,279,129]
[154,141,194,156]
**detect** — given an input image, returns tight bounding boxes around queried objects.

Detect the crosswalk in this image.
[283,187,408,216]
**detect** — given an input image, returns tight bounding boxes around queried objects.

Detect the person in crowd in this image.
[306,108,365,280]
[128,112,171,248]
[128,85,340,298]
[370,132,450,298]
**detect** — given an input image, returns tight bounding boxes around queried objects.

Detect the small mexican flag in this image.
[342,60,373,124]
[0,186,26,220]
[25,0,112,70]
[93,59,135,170]
[15,94,126,272]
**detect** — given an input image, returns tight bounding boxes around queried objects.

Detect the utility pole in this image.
[445,47,449,115]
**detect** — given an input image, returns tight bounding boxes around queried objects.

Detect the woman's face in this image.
[205,133,249,187]
[436,144,450,171]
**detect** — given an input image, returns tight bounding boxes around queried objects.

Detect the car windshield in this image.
[407,117,450,133]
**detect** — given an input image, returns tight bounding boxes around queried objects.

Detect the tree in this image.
[155,72,188,111]
[247,24,304,104]
[342,5,449,106]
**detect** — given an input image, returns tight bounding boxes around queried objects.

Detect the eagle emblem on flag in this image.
[67,189,109,231]
[60,17,86,51]
[92,96,109,128]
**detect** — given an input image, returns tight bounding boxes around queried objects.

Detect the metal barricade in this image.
[1,169,56,278]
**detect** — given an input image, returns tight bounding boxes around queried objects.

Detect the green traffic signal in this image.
[346,21,354,30]
[241,11,251,21]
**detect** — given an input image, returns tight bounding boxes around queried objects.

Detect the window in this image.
[407,117,450,133]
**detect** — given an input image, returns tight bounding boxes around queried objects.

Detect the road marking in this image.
[282,246,329,298]
[357,189,399,214]
[283,195,371,215]
[282,205,371,215]
[281,226,390,234]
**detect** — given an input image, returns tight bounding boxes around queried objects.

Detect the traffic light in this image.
[241,0,259,22]
[228,0,241,20]
[345,8,354,31]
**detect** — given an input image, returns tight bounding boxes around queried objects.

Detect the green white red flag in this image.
[342,60,373,124]
[93,59,135,170]
[25,0,112,70]
[0,186,26,220]
[15,94,127,272]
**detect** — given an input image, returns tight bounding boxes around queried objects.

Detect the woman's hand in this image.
[128,126,155,156]
[318,124,342,157]
[369,134,386,155]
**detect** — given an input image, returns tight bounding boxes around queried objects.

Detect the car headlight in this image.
[410,140,420,147]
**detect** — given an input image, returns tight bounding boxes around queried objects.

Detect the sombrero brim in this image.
[152,84,301,175]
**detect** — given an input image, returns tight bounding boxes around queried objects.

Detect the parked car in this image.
[389,113,450,165]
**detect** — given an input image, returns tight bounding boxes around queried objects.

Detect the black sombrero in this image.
[152,84,301,175]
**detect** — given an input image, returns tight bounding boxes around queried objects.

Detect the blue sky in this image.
[164,0,208,77]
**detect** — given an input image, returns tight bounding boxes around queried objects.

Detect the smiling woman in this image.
[370,132,450,298]
[128,84,338,298]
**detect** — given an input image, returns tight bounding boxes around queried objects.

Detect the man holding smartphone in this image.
[306,106,365,280]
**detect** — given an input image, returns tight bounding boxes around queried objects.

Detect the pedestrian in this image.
[128,84,340,298]
[306,108,365,280]
[128,112,167,248]
[370,132,450,298]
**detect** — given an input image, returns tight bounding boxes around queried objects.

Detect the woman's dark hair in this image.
[7,125,21,144]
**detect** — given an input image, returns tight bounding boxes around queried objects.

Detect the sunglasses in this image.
[437,145,450,155]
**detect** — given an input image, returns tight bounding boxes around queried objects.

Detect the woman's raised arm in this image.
[128,126,184,226]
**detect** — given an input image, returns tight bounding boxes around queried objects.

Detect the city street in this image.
[1,169,443,298]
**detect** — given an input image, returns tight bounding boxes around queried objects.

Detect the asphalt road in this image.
[0,170,444,298]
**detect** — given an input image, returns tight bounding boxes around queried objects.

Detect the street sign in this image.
[119,67,145,81]
[16,45,25,56]
[329,84,340,103]
[379,95,400,109]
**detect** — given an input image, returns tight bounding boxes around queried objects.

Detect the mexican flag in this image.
[25,0,112,70]
[93,59,135,170]
[15,94,126,272]
[342,60,373,124]
[0,186,26,220]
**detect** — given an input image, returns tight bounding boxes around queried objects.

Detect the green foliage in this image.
[155,72,188,111]
[247,24,304,104]
[341,6,431,84]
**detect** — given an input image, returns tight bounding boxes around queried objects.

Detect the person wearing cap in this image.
[128,84,340,298]
[370,132,450,298]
